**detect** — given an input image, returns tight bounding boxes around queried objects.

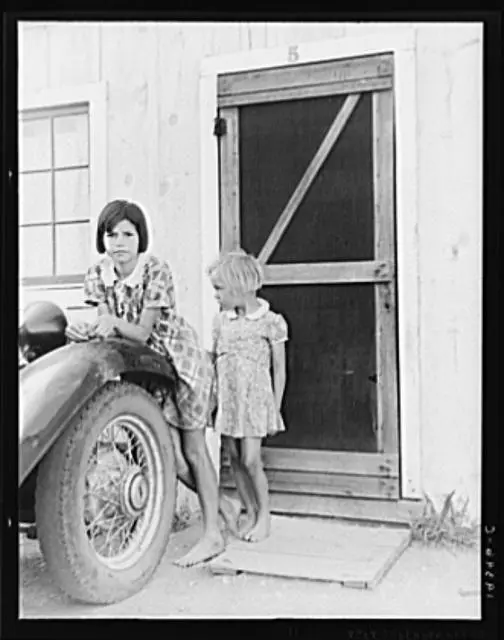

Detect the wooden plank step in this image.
[220,468,399,500]
[210,552,379,585]
[257,516,410,548]
[216,541,405,572]
[221,489,424,526]
[210,516,411,589]
[221,448,399,477]
[225,514,410,550]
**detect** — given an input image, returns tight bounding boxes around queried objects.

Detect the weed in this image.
[172,500,195,533]
[410,491,480,550]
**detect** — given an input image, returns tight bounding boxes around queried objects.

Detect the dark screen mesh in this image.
[261,284,377,452]
[239,93,374,263]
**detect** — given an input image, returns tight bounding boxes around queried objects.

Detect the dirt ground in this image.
[19,520,481,619]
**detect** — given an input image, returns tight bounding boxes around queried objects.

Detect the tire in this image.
[35,381,177,604]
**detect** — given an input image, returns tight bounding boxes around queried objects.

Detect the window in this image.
[19,103,91,284]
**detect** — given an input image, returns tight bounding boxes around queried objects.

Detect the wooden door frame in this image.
[199,27,422,501]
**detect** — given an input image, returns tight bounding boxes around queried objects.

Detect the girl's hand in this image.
[66,321,96,342]
[92,314,118,339]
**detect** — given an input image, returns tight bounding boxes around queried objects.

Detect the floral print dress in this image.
[212,298,288,439]
[83,253,215,431]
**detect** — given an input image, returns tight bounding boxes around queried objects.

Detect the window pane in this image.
[20,225,53,278]
[20,118,51,171]
[19,172,52,224]
[54,169,90,221]
[55,222,90,275]
[53,113,89,168]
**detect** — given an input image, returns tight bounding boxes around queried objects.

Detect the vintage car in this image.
[19,301,179,604]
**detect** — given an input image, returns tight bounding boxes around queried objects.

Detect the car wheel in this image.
[35,380,177,604]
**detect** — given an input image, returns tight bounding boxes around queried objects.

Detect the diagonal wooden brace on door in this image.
[258,93,362,264]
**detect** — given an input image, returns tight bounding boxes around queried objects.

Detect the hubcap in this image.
[121,468,150,517]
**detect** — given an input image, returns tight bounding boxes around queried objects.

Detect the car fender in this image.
[19,338,177,485]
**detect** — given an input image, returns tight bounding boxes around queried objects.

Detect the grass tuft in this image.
[410,491,480,550]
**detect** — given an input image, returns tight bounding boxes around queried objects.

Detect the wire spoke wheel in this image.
[84,415,163,569]
[35,381,177,604]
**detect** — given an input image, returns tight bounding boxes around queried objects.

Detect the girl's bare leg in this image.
[169,427,239,536]
[240,438,271,542]
[172,428,225,567]
[222,436,258,537]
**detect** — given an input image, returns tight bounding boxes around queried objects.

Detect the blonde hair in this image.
[207,249,264,294]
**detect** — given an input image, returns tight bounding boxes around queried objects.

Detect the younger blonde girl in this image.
[208,249,288,542]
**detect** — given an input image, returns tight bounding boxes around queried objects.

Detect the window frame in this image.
[19,82,107,287]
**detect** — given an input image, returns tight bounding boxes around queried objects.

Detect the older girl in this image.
[208,250,288,542]
[67,200,237,566]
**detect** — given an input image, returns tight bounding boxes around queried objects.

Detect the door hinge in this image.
[213,116,227,137]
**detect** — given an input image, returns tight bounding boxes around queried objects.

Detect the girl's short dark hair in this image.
[96,200,149,254]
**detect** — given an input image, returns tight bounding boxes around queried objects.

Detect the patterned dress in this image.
[212,298,288,439]
[83,253,215,431]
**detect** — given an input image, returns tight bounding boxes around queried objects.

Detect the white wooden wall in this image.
[19,21,482,519]
[414,25,482,517]
[19,21,348,328]
[18,21,352,514]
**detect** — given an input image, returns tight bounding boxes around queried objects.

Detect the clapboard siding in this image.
[19,21,356,336]
[19,286,93,325]
[20,286,83,307]
[19,26,50,96]
[48,23,100,88]
[101,24,157,211]
[18,21,483,519]
[264,23,346,48]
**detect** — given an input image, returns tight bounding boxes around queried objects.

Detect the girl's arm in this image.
[69,264,110,338]
[271,341,287,410]
[112,308,162,344]
[208,313,220,364]
[93,257,172,342]
[67,302,109,341]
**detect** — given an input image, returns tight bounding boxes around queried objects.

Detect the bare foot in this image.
[218,495,240,536]
[237,511,257,540]
[243,516,270,543]
[173,532,225,568]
